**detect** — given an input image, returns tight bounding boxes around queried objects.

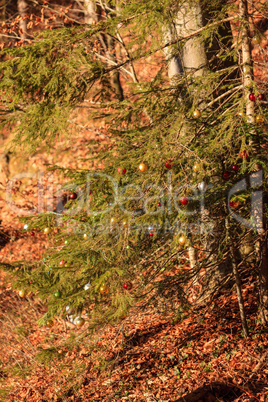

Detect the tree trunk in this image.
[239,0,268,325]
[163,1,209,286]
[17,0,27,40]
[84,0,124,101]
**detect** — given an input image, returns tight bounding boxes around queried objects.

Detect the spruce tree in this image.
[0,0,268,333]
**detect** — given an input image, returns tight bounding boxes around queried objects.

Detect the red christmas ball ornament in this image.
[59,260,65,266]
[30,231,35,236]
[258,93,264,101]
[229,201,235,208]
[149,232,154,237]
[70,192,77,200]
[123,282,132,290]
[232,164,239,172]
[223,172,231,180]
[240,150,249,159]
[117,167,126,175]
[249,93,256,101]
[165,161,172,169]
[180,196,189,206]
[157,202,161,207]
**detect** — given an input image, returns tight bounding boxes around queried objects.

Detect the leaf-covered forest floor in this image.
[0,111,268,402]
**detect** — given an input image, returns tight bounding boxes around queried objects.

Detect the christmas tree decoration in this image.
[193,110,201,119]
[59,260,65,266]
[232,164,239,172]
[139,162,148,172]
[100,284,109,295]
[122,219,128,227]
[230,201,239,208]
[148,225,155,236]
[237,110,244,117]
[165,161,172,169]
[30,231,35,236]
[193,163,201,173]
[252,35,261,45]
[83,233,88,239]
[64,240,69,245]
[45,319,54,328]
[258,93,264,100]
[180,196,189,205]
[18,289,27,298]
[23,224,29,230]
[70,192,77,200]
[84,282,91,291]
[178,235,186,246]
[66,305,72,313]
[54,290,61,298]
[249,93,256,101]
[123,282,133,290]
[240,150,249,159]
[75,317,85,327]
[223,172,231,180]
[117,167,126,174]
[44,227,51,234]
[110,217,117,224]
[256,114,264,124]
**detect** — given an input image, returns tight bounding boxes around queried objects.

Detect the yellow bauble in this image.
[83,233,88,239]
[76,317,85,328]
[44,227,50,234]
[18,289,27,298]
[252,35,261,45]
[46,319,54,328]
[193,110,201,119]
[139,162,148,172]
[122,219,128,227]
[256,114,264,124]
[193,163,201,173]
[237,110,244,117]
[178,235,186,246]
[100,285,109,295]
[110,217,117,224]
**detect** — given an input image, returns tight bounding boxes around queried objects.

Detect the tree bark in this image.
[17,0,27,40]
[239,0,268,325]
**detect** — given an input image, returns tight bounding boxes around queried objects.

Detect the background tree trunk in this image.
[17,0,27,40]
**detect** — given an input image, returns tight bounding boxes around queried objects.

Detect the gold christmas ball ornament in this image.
[193,163,201,173]
[18,289,27,298]
[75,317,85,328]
[252,35,261,45]
[83,233,88,239]
[100,284,109,295]
[237,110,244,117]
[193,110,201,119]
[122,219,128,227]
[45,319,54,328]
[44,227,51,234]
[256,114,264,124]
[110,217,117,224]
[178,235,186,246]
[139,162,148,172]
